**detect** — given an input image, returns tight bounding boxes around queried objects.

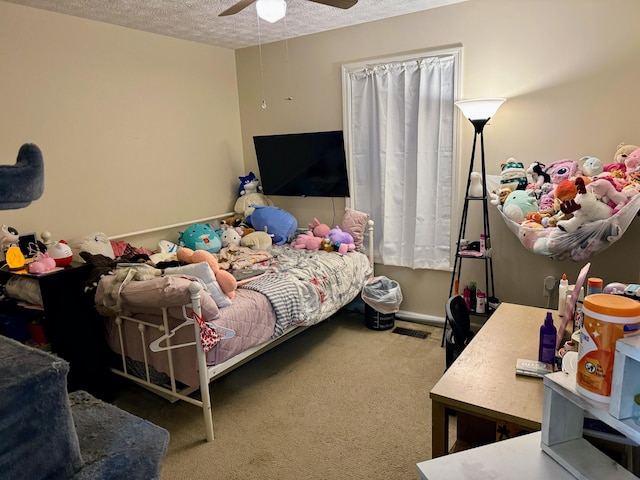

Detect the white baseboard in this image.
[395,310,444,328]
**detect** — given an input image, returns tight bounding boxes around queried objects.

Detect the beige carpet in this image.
[113,312,447,480]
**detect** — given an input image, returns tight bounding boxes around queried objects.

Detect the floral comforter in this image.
[240,246,373,338]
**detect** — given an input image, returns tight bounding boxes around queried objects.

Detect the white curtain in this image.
[346,55,455,270]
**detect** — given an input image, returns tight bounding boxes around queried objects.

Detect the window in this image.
[342,48,460,270]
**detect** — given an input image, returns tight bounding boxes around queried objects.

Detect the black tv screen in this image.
[253,130,350,197]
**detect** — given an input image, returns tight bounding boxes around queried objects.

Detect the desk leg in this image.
[431,399,448,458]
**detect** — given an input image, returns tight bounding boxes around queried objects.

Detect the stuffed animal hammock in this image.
[0,143,44,210]
[487,173,640,261]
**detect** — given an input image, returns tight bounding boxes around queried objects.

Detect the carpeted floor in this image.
[113,311,448,480]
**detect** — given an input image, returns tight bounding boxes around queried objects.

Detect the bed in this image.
[91,211,374,441]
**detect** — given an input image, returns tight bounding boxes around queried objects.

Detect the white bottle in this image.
[558,273,569,317]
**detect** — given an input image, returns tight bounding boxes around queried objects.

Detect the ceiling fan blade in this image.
[306,0,358,9]
[219,0,258,16]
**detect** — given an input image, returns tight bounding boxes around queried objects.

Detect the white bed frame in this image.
[107,213,375,441]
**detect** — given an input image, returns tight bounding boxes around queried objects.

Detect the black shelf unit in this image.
[441,124,496,347]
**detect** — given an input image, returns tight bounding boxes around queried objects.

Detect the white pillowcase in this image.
[164,262,232,308]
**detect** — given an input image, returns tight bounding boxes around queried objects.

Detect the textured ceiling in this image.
[4,0,465,49]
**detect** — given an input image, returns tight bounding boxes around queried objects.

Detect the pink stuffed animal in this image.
[308,218,330,238]
[625,147,640,173]
[28,253,57,273]
[290,231,323,251]
[327,226,355,255]
[587,178,637,213]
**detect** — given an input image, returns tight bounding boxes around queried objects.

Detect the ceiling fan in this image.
[219,0,358,17]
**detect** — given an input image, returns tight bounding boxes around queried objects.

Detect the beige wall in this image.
[2,0,640,322]
[235,0,640,320]
[0,2,242,243]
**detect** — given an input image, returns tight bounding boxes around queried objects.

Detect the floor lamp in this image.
[442,97,506,347]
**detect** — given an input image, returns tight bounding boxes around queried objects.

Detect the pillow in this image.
[69,232,115,263]
[95,275,220,320]
[340,208,369,249]
[164,262,232,308]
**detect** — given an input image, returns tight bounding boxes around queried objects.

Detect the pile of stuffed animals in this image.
[490,143,640,259]
[493,143,640,227]
[172,172,358,256]
[290,219,356,255]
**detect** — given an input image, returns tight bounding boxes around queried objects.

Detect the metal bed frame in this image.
[107,215,375,441]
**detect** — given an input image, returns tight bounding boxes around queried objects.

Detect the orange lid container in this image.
[587,277,604,289]
[583,293,640,318]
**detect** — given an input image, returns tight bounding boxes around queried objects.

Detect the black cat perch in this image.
[0,143,44,210]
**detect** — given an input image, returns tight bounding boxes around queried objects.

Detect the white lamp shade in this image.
[256,0,287,23]
[455,98,506,120]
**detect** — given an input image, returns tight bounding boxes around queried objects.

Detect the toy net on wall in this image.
[498,193,640,261]
[486,172,640,262]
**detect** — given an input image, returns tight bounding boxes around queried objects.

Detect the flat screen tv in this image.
[253,130,350,197]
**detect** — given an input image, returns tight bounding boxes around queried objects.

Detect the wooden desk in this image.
[430,302,564,457]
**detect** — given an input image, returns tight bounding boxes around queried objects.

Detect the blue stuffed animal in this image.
[245,205,297,245]
[178,223,222,253]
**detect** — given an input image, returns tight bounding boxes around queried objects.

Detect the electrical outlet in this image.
[543,275,556,297]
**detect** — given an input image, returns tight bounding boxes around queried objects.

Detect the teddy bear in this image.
[556,178,613,233]
[176,247,237,298]
[327,226,355,255]
[608,143,639,173]
[290,231,323,251]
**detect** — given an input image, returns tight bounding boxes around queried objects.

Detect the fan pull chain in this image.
[257,9,267,109]
[284,15,293,101]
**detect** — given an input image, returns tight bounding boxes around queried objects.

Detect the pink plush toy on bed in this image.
[308,218,330,238]
[291,231,323,251]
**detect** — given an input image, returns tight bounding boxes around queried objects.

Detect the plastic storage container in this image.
[576,294,640,402]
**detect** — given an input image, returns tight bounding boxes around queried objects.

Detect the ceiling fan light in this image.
[256,0,287,23]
